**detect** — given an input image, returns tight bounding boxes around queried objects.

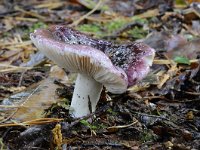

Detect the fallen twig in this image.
[69,0,105,27]
[107,120,138,130]
[133,111,170,121]
[77,142,129,149]
[62,104,110,131]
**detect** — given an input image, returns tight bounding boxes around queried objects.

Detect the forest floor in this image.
[0,0,200,149]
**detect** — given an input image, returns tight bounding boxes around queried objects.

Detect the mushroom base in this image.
[70,73,103,118]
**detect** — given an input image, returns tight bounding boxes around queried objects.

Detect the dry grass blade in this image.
[15,17,38,22]
[157,74,170,89]
[35,2,64,9]
[0,40,32,48]
[107,120,138,130]
[0,64,32,73]
[0,68,30,73]
[0,118,63,128]
[0,105,49,108]
[14,6,46,20]
[69,0,105,27]
[131,9,160,21]
[157,65,178,89]
[153,59,199,64]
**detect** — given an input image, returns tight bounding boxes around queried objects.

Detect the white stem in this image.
[70,73,103,118]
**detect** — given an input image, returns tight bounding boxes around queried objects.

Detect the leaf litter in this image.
[0,0,200,149]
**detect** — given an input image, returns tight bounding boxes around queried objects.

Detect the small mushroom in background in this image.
[30,25,155,118]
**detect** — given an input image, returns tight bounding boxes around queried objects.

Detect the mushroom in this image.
[30,25,155,118]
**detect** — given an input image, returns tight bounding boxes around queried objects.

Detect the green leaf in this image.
[175,0,187,5]
[80,119,91,127]
[174,56,190,65]
[77,24,101,33]
[80,119,97,130]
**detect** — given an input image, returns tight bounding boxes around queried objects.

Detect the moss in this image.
[77,24,101,33]
[28,22,47,33]
[76,23,107,38]
[76,19,127,38]
[140,129,156,142]
[77,18,149,39]
[23,22,47,40]
[107,108,118,115]
[104,19,127,33]
[134,18,148,24]
[2,32,11,38]
[127,26,148,39]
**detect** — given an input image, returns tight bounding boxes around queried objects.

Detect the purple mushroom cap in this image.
[30,25,155,93]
